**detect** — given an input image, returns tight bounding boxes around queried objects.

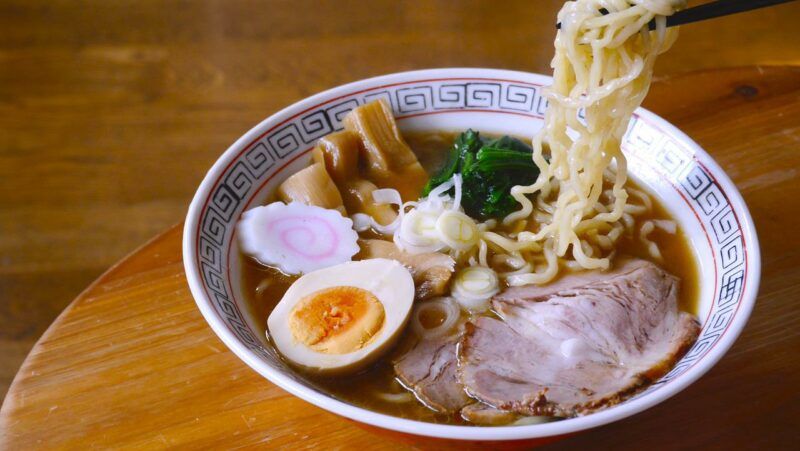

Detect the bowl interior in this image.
[184,68,758,440]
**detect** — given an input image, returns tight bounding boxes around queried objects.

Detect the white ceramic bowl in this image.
[183,68,760,443]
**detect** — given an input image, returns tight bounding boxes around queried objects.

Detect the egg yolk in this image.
[288,286,385,354]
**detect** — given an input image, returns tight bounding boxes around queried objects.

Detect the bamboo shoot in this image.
[343,99,428,200]
[277,163,346,214]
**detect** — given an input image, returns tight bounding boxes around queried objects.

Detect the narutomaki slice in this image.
[237,202,360,275]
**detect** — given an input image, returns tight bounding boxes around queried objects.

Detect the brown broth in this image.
[239,130,700,425]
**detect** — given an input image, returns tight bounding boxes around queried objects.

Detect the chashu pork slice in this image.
[393,333,526,423]
[393,334,472,413]
[458,259,700,418]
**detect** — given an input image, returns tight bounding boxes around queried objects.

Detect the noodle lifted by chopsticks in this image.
[499,0,684,285]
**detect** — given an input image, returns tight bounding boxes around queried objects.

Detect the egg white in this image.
[267,258,414,375]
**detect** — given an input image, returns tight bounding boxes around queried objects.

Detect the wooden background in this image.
[1,0,799,429]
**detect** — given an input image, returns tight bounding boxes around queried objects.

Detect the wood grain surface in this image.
[1,65,799,449]
[1,0,800,448]
[3,0,800,402]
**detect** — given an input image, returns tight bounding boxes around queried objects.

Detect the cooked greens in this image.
[423,130,540,220]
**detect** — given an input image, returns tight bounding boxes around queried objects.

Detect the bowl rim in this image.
[182,67,761,441]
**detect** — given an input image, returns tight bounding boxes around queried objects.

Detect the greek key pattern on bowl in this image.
[195,79,746,391]
[623,117,746,398]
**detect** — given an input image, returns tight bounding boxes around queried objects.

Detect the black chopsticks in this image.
[556,0,798,30]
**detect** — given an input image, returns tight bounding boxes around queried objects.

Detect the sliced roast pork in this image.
[393,333,525,423]
[393,334,471,413]
[459,259,700,418]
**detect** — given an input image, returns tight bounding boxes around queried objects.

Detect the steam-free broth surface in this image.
[240,130,700,425]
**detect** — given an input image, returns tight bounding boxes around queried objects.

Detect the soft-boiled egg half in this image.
[267,259,415,375]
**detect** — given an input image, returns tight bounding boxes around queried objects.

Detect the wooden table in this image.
[2,1,800,449]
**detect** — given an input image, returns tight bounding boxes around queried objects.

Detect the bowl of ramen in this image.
[183,2,759,445]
